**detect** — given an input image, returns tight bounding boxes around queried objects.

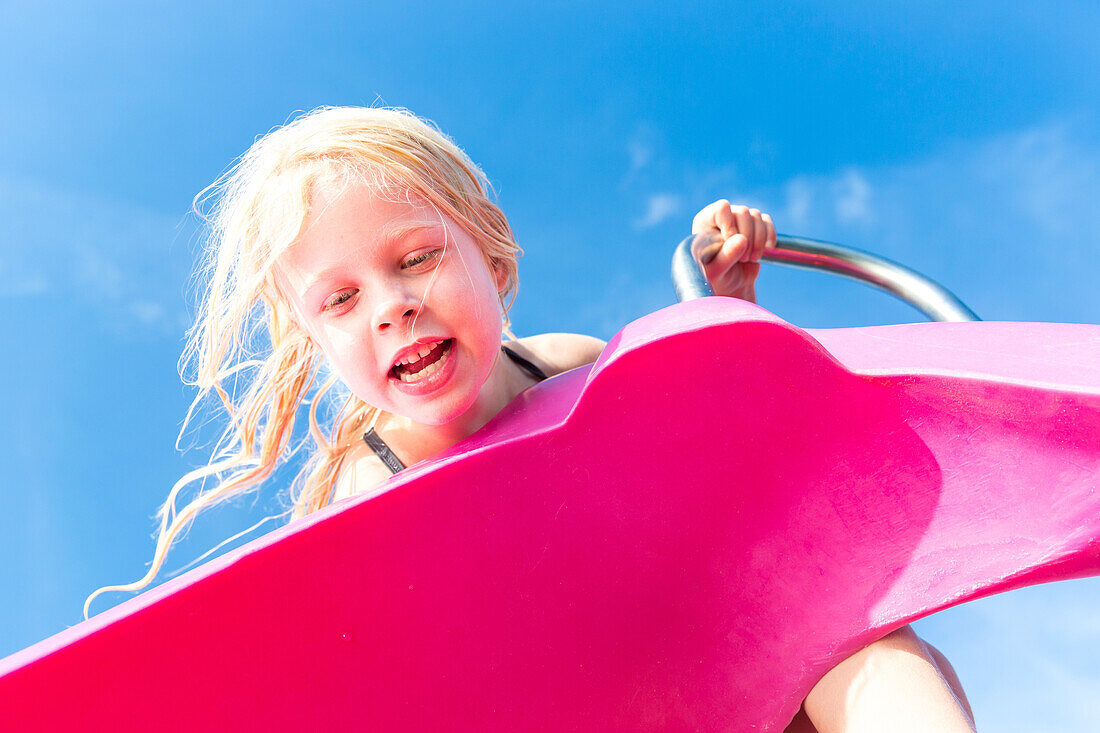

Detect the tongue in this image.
[397,340,448,375]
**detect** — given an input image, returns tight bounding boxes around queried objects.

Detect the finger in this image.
[693,199,729,234]
[695,237,724,265]
[731,206,755,262]
[714,201,737,240]
[701,233,746,283]
[691,201,715,233]
[692,225,725,265]
[748,208,766,261]
[720,233,749,267]
[711,255,759,302]
[763,212,776,250]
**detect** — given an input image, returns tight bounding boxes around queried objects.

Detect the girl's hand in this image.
[691,200,776,303]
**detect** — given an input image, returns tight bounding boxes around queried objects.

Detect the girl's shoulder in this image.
[509,332,607,377]
[332,446,398,503]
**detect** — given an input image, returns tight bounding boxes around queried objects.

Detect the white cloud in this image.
[0,173,192,331]
[610,117,1097,327]
[782,177,813,231]
[622,124,660,186]
[762,119,1100,324]
[0,257,49,296]
[621,124,742,231]
[129,300,167,325]
[74,248,127,301]
[832,169,873,224]
[627,136,652,177]
[634,193,683,230]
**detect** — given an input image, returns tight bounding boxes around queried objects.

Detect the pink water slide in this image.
[2,298,1098,731]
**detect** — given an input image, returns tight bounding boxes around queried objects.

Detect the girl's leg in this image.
[787,620,976,730]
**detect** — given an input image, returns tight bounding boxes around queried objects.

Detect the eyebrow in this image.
[300,221,444,299]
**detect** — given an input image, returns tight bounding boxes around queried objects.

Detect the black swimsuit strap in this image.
[501,344,549,382]
[363,426,406,474]
[363,345,549,474]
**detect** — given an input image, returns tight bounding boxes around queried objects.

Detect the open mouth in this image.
[390,339,454,383]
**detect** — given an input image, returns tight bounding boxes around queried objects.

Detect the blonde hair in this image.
[84,106,521,618]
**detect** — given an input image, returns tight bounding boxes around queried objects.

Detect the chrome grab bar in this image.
[672,232,980,322]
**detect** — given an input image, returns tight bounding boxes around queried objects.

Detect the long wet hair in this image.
[84,106,521,618]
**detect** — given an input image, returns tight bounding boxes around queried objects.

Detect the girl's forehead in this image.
[308,178,431,222]
[275,183,462,287]
[296,182,442,249]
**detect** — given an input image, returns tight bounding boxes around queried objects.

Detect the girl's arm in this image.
[689,203,975,731]
[799,625,976,733]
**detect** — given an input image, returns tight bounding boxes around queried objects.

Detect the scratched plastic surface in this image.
[2,298,1098,731]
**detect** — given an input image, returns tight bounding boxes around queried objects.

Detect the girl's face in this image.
[274,181,508,426]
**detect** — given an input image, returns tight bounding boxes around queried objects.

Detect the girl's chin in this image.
[348,389,476,428]
[383,404,477,431]
[384,384,482,428]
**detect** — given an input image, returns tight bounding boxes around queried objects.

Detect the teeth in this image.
[398,340,443,366]
[396,341,450,383]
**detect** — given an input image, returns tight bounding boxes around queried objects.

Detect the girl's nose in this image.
[370,293,420,333]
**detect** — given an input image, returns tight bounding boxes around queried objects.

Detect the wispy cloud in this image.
[129,300,168,326]
[634,193,684,230]
[776,119,1098,245]
[622,124,660,187]
[760,119,1100,323]
[621,122,740,225]
[614,116,1098,326]
[0,173,193,333]
[832,169,873,224]
[781,177,813,232]
[0,257,49,296]
[620,124,763,235]
[626,134,653,179]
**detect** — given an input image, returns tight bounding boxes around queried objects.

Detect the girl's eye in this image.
[323,290,356,312]
[401,249,441,269]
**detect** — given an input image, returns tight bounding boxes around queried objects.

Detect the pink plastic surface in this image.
[2,298,1099,731]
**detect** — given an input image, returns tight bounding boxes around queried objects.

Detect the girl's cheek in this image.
[315,332,374,394]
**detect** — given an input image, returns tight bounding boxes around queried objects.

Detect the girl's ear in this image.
[491,258,509,295]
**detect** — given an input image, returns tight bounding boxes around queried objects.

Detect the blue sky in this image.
[2,1,1098,729]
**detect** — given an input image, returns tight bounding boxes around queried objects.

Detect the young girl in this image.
[87,106,976,732]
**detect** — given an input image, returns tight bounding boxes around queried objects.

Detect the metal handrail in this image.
[672,232,980,322]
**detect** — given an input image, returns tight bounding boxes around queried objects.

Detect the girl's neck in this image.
[377,348,533,465]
